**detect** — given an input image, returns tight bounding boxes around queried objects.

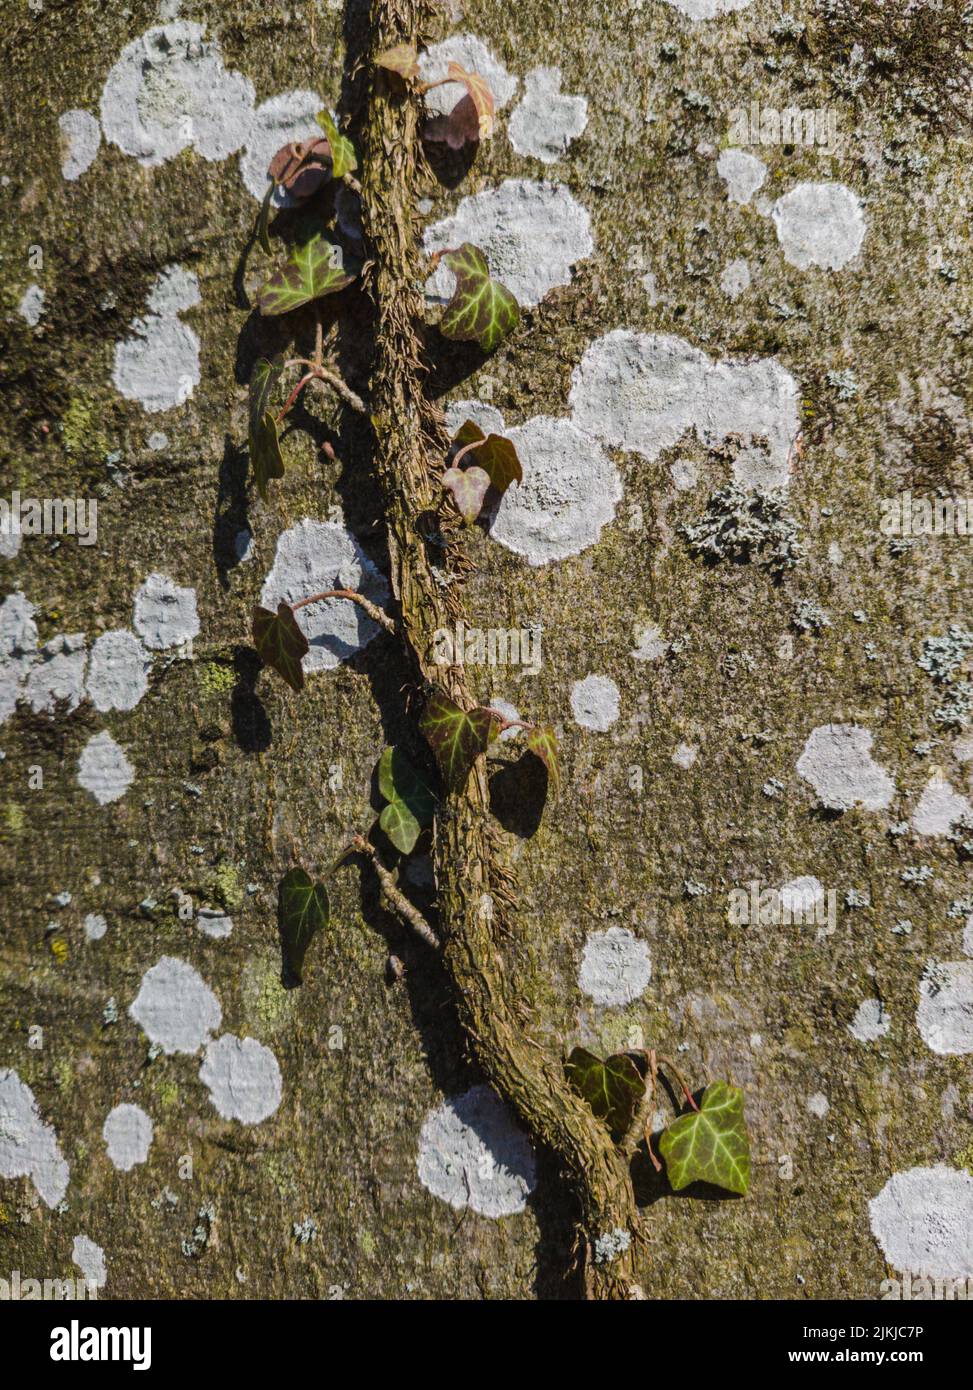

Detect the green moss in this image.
[4,803,24,834]
[953,1140,973,1176]
[196,662,236,697]
[59,395,111,459]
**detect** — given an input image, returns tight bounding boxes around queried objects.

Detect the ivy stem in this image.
[276,371,317,423]
[656,1054,700,1113]
[283,359,368,414]
[352,835,441,949]
[290,588,397,635]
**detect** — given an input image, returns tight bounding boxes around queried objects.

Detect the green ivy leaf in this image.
[278,866,329,984]
[420,689,500,792]
[439,244,520,353]
[525,724,560,797]
[247,357,285,499]
[256,180,275,255]
[442,463,491,523]
[257,233,354,316]
[377,746,436,854]
[252,602,309,692]
[315,110,357,180]
[658,1081,751,1196]
[565,1047,645,1139]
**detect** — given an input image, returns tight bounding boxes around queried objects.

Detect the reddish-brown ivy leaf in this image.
[268,138,332,199]
[252,603,309,692]
[442,463,491,523]
[451,420,523,498]
[525,724,560,796]
[439,244,520,353]
[376,42,420,80]
[423,93,480,149]
[446,62,495,138]
[420,689,500,791]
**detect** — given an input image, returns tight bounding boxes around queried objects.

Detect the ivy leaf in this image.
[420,689,500,792]
[256,180,275,254]
[315,110,357,180]
[446,61,495,138]
[248,357,284,498]
[565,1047,645,1139]
[525,724,560,796]
[472,433,522,495]
[377,746,436,855]
[252,603,309,692]
[424,94,480,150]
[257,233,354,316]
[439,244,520,353]
[658,1081,751,1196]
[278,866,329,984]
[376,42,419,81]
[268,137,331,198]
[442,463,491,523]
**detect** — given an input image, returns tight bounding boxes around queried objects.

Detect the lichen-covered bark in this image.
[2,0,972,1302]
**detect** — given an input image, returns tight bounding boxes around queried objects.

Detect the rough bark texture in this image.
[2,0,973,1301]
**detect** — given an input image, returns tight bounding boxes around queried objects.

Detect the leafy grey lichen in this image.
[680,485,802,575]
[792,599,831,633]
[594,1227,632,1265]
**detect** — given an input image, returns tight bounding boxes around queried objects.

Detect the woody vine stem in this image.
[246,0,750,1300]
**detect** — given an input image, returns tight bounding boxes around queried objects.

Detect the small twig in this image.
[313,311,324,368]
[353,835,441,950]
[290,588,396,635]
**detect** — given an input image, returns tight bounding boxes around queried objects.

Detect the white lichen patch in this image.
[779,876,826,916]
[578,927,652,1006]
[418,35,517,121]
[199,1035,282,1124]
[917,961,973,1055]
[806,1092,830,1118]
[911,774,972,837]
[129,956,221,1055]
[416,1084,537,1217]
[570,674,620,732]
[489,416,621,565]
[18,284,45,326]
[102,1103,154,1171]
[796,724,895,811]
[661,0,754,18]
[84,913,108,941]
[113,266,200,413]
[631,623,668,662]
[197,907,233,939]
[672,741,698,769]
[716,148,766,206]
[568,331,800,492]
[259,518,390,672]
[72,1235,107,1289]
[444,399,505,438]
[58,109,101,180]
[964,918,973,959]
[424,179,593,308]
[0,1068,69,1208]
[770,182,866,271]
[239,90,323,205]
[720,258,751,300]
[0,592,38,723]
[508,67,587,163]
[133,572,200,650]
[100,22,254,167]
[869,1166,973,1278]
[24,634,87,715]
[848,998,890,1043]
[86,630,151,712]
[77,731,134,805]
